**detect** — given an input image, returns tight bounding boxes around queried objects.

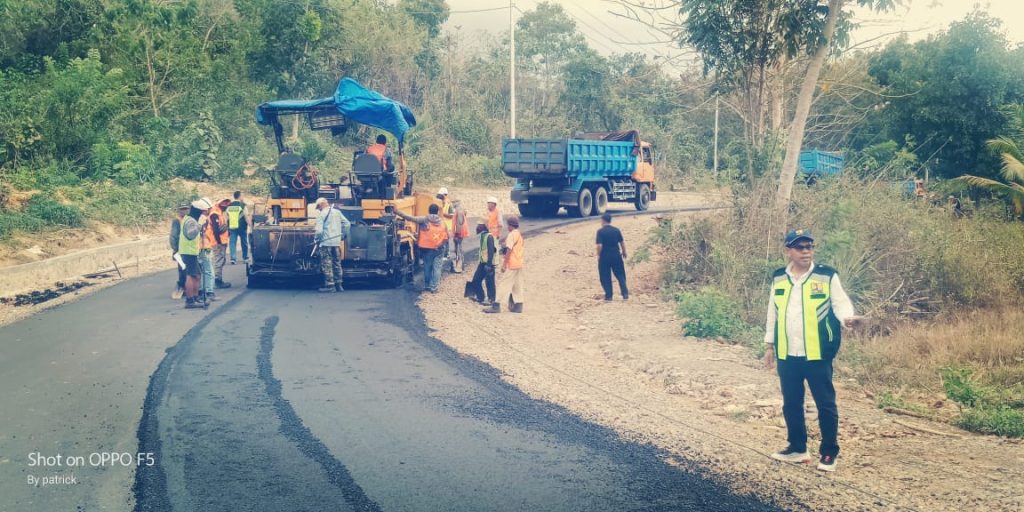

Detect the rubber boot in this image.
[483,302,501,314]
[512,302,523,314]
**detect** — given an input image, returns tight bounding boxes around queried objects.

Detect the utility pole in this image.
[713,95,719,172]
[510,0,517,138]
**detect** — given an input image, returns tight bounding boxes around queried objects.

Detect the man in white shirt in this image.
[764,229,859,472]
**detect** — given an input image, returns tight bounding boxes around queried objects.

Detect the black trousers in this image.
[777,356,839,457]
[469,262,496,303]
[598,257,628,299]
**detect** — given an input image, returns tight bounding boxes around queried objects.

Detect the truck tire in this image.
[635,183,651,211]
[518,202,539,218]
[593,187,608,216]
[569,188,593,218]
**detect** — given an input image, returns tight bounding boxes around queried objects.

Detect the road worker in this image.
[366,134,395,173]
[211,198,232,288]
[451,198,469,273]
[467,221,497,305]
[225,191,248,264]
[485,196,506,242]
[396,204,449,293]
[765,229,861,472]
[485,215,524,313]
[180,200,208,308]
[438,187,454,262]
[169,202,191,299]
[314,198,347,293]
[196,197,217,302]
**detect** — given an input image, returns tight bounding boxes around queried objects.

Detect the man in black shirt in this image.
[595,213,629,301]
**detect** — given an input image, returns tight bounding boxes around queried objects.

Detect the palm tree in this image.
[955,104,1024,217]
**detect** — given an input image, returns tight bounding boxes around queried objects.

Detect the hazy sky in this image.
[444,1,1024,69]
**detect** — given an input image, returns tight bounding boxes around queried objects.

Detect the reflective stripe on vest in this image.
[178,224,200,256]
[226,204,243,230]
[417,222,448,249]
[479,232,495,264]
[366,144,387,169]
[772,270,834,361]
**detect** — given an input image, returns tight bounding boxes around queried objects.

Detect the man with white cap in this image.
[179,200,209,308]
[484,196,506,242]
[313,198,347,292]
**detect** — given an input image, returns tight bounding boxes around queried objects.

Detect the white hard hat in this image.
[437,187,449,195]
[200,197,214,209]
[487,196,498,204]
[315,197,329,206]
[191,199,211,210]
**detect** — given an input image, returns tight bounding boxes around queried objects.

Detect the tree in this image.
[859,11,1023,181]
[955,104,1024,218]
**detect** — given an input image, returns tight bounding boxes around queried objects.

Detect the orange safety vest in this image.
[366,144,387,169]
[486,208,502,238]
[417,221,448,250]
[505,229,524,270]
[205,207,228,245]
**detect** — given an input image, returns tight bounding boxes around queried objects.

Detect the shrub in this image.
[956,407,1024,437]
[24,195,84,227]
[0,209,44,239]
[675,287,754,340]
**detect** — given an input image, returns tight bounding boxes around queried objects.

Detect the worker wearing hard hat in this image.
[169,202,191,300]
[179,199,209,308]
[485,196,506,241]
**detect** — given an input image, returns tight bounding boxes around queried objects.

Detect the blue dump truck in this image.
[502,131,657,217]
[799,150,844,183]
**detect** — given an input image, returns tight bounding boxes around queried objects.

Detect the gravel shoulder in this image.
[419,204,1024,512]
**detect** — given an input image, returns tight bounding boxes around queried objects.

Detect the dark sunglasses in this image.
[789,243,815,251]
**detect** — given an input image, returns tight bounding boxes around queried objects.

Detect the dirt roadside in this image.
[419,209,1024,511]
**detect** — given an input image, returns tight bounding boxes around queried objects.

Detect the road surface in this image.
[0,209,783,511]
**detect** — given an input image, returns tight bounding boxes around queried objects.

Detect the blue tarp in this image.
[256,78,417,143]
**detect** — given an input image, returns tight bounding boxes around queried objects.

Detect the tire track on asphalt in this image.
[255,316,382,512]
[132,292,249,512]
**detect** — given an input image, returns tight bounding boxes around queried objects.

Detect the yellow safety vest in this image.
[178,221,200,256]
[226,203,243,230]
[479,232,496,265]
[771,265,842,361]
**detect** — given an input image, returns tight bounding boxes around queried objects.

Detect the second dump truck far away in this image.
[502,131,657,218]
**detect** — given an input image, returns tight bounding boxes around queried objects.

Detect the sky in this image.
[443,0,1024,69]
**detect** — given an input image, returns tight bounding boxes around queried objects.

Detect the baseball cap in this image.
[784,229,814,247]
[176,202,190,210]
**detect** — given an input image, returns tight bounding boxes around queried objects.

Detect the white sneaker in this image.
[817,454,837,472]
[771,448,812,463]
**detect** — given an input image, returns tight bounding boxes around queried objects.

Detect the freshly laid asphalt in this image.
[0,209,789,512]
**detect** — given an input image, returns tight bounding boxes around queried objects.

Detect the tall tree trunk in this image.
[774,0,842,227]
[144,35,160,118]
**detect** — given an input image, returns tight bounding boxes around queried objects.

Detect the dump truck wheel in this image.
[518,203,539,218]
[635,184,651,211]
[569,188,593,217]
[593,187,608,215]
